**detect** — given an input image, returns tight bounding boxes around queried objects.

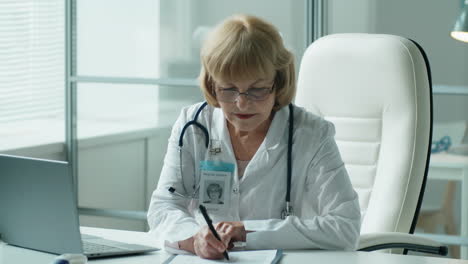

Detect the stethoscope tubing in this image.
[286,104,293,204]
[178,102,210,148]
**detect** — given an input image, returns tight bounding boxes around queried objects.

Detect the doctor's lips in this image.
[234,113,255,119]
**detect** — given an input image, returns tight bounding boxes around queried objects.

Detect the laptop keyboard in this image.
[83,241,124,254]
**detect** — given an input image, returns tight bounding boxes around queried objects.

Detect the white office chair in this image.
[296,33,447,255]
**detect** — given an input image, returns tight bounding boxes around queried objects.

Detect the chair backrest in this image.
[296,34,432,235]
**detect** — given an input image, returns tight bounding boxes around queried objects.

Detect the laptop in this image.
[0,154,159,258]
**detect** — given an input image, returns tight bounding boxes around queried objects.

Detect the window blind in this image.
[0,0,64,123]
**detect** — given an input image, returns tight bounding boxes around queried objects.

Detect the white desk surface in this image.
[1,226,467,264]
[430,152,468,168]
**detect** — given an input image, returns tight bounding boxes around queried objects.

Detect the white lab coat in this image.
[147,102,361,251]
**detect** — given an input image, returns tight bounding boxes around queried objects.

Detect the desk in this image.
[0,227,467,264]
[429,153,468,259]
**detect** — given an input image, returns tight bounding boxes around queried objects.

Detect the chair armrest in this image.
[358,232,448,256]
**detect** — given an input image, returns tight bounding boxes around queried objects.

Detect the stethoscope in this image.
[168,102,295,219]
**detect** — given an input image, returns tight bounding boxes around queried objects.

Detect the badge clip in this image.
[209,140,222,155]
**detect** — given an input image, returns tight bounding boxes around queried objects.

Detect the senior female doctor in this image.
[147,14,361,259]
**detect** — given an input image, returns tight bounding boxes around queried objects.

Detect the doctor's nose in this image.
[235,93,250,110]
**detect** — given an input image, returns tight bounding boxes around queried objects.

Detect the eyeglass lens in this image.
[216,88,272,102]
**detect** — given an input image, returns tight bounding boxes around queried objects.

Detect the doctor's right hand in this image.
[178,226,228,259]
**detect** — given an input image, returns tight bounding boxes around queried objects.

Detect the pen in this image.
[199,204,230,261]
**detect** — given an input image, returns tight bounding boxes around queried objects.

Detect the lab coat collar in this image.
[212,107,235,159]
[211,104,290,152]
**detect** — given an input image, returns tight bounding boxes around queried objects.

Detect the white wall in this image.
[328,0,468,85]
[328,0,468,124]
[373,0,468,125]
[374,0,468,86]
[327,0,377,34]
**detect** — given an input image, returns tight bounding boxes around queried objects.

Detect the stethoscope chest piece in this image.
[281,201,294,219]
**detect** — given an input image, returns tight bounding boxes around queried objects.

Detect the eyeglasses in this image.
[215,86,274,102]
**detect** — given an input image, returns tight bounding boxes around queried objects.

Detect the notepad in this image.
[164,249,282,264]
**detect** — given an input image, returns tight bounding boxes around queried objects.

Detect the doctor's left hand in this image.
[215,221,247,248]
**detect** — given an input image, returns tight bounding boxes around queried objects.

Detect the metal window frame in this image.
[65,0,78,200]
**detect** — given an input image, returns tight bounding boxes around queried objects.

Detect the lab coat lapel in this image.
[241,105,290,181]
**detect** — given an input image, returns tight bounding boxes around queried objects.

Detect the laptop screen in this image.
[0,154,83,254]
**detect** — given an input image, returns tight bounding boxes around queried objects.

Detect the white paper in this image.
[169,250,279,264]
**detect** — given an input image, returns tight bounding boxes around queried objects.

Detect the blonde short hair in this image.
[199,14,295,111]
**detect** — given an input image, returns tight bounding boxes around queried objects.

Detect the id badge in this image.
[199,160,234,212]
